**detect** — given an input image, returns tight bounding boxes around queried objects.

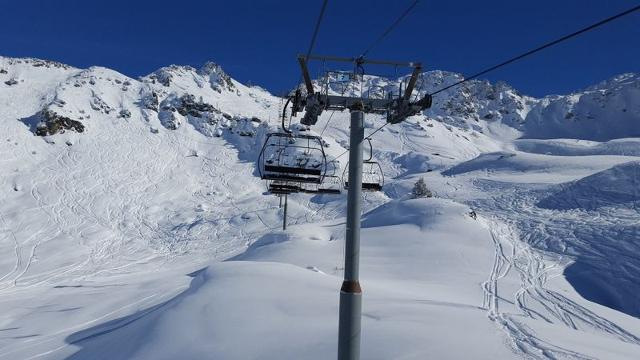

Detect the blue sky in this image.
[1,0,638,96]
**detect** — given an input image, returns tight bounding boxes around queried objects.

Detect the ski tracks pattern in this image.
[479,216,640,359]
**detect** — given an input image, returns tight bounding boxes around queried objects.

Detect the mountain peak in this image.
[197,61,224,76]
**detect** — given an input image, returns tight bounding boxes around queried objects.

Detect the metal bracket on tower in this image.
[301,93,326,125]
[296,54,432,125]
[386,63,433,124]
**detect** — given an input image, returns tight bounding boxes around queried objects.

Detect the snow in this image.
[537,161,640,210]
[442,150,638,183]
[67,199,518,360]
[513,138,640,156]
[522,73,640,141]
[1,55,640,359]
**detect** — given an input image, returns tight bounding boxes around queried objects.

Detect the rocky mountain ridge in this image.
[1,56,638,141]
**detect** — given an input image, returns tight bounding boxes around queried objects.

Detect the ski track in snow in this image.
[383,115,640,356]
[473,189,640,359]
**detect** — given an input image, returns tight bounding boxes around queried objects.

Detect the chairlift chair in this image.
[259,132,328,187]
[267,181,301,195]
[342,138,384,192]
[301,159,342,194]
[259,89,339,196]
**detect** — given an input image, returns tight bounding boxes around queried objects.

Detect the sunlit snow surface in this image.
[0,56,639,359]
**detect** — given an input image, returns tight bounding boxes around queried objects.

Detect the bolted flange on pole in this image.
[338,106,364,360]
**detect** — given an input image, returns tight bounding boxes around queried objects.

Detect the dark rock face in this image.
[89,92,114,114]
[142,90,159,111]
[175,94,217,117]
[28,59,71,69]
[4,79,18,86]
[35,110,85,136]
[148,72,172,87]
[3,58,71,70]
[156,93,221,131]
[198,61,235,93]
[158,109,179,130]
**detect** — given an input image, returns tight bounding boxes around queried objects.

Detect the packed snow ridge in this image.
[1,55,639,359]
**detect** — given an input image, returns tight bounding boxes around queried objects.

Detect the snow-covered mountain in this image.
[1,56,639,359]
[0,57,276,138]
[3,57,638,143]
[318,69,640,140]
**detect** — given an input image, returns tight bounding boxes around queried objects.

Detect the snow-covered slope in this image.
[0,57,286,359]
[64,200,526,360]
[538,161,640,210]
[414,71,640,141]
[1,55,640,359]
[523,74,640,141]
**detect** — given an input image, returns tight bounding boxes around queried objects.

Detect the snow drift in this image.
[537,161,640,210]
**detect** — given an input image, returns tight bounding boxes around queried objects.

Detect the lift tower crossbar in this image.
[295,55,431,126]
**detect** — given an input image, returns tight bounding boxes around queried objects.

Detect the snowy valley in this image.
[0,55,639,359]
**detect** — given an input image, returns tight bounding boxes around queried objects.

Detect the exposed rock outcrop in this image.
[35,110,85,136]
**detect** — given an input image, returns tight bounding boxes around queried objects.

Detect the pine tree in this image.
[412,177,433,198]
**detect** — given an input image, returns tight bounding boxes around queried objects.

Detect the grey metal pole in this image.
[338,108,364,360]
[279,195,283,209]
[283,193,288,231]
